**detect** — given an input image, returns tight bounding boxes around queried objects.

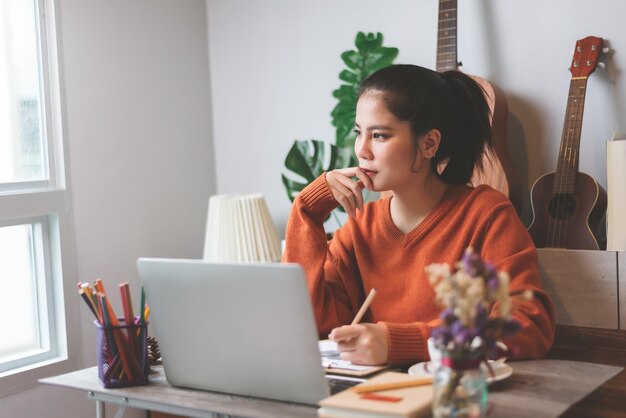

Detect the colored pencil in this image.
[140,286,146,324]
[79,288,98,318]
[353,377,433,393]
[351,288,377,325]
[119,282,136,357]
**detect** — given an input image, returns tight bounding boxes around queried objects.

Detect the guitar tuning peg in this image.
[597,62,606,69]
[602,47,610,53]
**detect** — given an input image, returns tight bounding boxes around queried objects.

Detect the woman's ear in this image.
[419,129,441,159]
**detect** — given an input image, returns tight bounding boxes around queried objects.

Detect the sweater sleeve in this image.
[282,174,358,336]
[380,318,443,366]
[477,202,556,359]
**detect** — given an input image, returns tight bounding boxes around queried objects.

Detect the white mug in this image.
[426,337,443,371]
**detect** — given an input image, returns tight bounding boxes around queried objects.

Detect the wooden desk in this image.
[40,357,621,418]
[546,325,626,417]
[41,366,316,418]
[535,247,626,416]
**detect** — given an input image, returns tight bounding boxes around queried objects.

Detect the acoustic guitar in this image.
[528,36,607,250]
[436,0,522,213]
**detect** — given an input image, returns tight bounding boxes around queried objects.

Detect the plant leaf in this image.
[339,69,359,84]
[332,84,357,99]
[336,125,357,149]
[341,50,362,72]
[282,139,355,203]
[331,32,398,150]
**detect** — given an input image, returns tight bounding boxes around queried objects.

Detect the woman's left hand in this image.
[328,323,389,366]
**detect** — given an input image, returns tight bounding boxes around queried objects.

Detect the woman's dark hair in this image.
[358,64,492,185]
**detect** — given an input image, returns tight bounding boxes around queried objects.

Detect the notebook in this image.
[137,258,355,405]
[318,371,433,418]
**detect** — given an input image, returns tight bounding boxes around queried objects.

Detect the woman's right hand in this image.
[325,168,373,218]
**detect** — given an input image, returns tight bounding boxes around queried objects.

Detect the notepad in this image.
[318,371,433,418]
[319,340,387,377]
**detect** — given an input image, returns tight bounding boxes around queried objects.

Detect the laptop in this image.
[137,258,360,405]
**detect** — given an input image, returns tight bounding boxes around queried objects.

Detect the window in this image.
[0,0,79,393]
[0,220,53,372]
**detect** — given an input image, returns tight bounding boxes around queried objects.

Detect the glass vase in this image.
[432,354,487,418]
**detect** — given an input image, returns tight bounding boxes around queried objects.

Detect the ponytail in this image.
[359,65,492,185]
[437,71,492,184]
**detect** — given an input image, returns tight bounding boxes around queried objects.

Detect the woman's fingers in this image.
[335,167,374,192]
[330,178,358,216]
[353,167,374,191]
[335,175,363,215]
[329,324,362,342]
[330,325,365,363]
[326,167,372,217]
[329,324,389,366]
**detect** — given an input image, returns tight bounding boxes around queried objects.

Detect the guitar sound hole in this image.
[548,194,576,220]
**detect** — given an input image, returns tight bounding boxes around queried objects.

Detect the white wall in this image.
[207,0,626,228]
[3,0,625,416]
[0,0,214,417]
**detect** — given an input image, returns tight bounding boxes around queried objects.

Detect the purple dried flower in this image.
[474,305,488,331]
[427,247,529,358]
[484,262,498,279]
[475,304,487,318]
[454,327,476,346]
[440,308,456,325]
[461,249,484,277]
[487,276,499,290]
[431,327,452,346]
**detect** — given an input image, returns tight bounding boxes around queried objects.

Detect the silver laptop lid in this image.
[137,258,330,405]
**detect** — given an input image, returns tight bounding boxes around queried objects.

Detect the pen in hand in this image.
[351,288,377,325]
[325,288,382,365]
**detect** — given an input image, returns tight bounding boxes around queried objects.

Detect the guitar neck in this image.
[436,0,458,72]
[553,77,589,194]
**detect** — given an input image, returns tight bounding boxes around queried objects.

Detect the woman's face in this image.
[354,92,422,192]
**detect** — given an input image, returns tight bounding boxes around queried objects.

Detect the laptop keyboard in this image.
[326,376,364,395]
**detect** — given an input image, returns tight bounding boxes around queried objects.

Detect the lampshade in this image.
[203,193,282,263]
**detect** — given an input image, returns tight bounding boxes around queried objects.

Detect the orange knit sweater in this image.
[283,175,555,366]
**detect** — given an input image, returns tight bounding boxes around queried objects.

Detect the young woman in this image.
[283,64,555,366]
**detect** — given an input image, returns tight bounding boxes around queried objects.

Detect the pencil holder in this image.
[95,318,149,388]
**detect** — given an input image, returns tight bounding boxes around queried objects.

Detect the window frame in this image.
[0,217,55,373]
[0,0,80,397]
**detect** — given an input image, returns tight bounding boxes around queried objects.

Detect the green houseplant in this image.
[282,32,398,226]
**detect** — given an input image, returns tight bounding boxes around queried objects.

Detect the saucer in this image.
[408,360,513,384]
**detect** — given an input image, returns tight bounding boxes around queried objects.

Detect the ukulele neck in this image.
[553,77,589,194]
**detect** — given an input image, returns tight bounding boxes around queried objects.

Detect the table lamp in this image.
[203,193,282,263]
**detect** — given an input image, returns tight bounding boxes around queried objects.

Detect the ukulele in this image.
[528,36,607,250]
[437,0,522,213]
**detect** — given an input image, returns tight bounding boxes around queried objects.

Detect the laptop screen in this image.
[137,258,331,405]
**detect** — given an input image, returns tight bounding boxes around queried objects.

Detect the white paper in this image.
[318,340,379,372]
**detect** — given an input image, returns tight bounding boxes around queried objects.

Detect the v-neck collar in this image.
[381,185,463,247]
